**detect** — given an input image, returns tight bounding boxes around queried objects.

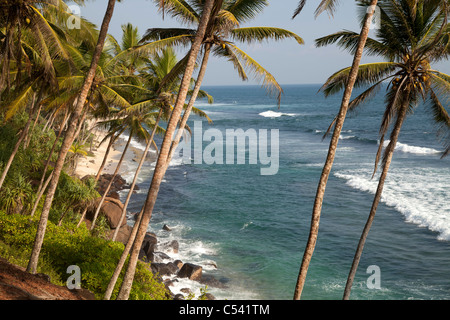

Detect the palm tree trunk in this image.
[76,132,117,228]
[166,43,211,167]
[115,0,216,300]
[112,110,162,242]
[30,171,53,217]
[42,109,56,132]
[103,208,144,300]
[96,134,116,182]
[90,132,133,231]
[0,92,39,191]
[30,108,69,216]
[104,113,162,299]
[293,0,379,300]
[24,102,42,149]
[26,0,117,274]
[343,96,409,300]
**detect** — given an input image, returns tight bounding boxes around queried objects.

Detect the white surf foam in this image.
[335,168,450,241]
[382,140,441,155]
[259,110,297,118]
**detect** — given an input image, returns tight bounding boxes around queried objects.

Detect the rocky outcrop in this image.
[177,263,203,281]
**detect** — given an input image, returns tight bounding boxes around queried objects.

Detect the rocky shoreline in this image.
[84,173,228,300]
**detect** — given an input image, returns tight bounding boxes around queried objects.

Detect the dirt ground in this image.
[0,258,95,300]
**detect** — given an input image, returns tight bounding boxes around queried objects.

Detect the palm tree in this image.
[103,46,212,300]
[27,0,117,274]
[68,141,88,174]
[316,0,449,299]
[115,0,217,300]
[0,0,74,93]
[140,0,304,107]
[292,0,380,300]
[89,107,166,231]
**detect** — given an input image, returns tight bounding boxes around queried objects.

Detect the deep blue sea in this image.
[118,84,449,300]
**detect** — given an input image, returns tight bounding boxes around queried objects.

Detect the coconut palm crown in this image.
[138,0,304,105]
[317,0,450,166]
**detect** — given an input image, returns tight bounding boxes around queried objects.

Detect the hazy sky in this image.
[75,0,449,86]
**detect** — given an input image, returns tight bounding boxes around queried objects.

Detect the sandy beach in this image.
[74,129,125,179]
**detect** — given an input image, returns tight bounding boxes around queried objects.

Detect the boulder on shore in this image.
[86,197,127,230]
[177,263,202,281]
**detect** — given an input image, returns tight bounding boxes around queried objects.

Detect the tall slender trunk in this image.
[90,133,133,231]
[343,96,409,300]
[96,134,116,181]
[103,208,144,300]
[104,109,161,300]
[30,108,69,216]
[166,44,211,167]
[0,92,39,191]
[115,0,216,300]
[26,0,117,274]
[24,103,42,149]
[293,0,379,300]
[42,110,55,132]
[30,171,53,217]
[112,111,162,242]
[76,132,116,228]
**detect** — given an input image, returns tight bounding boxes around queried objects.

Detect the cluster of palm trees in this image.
[0,0,305,299]
[0,0,448,301]
[293,0,449,300]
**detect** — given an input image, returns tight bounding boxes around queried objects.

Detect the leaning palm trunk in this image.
[293,0,379,300]
[115,0,216,300]
[166,44,212,168]
[90,133,133,231]
[96,134,116,181]
[24,103,42,149]
[26,0,117,274]
[112,110,163,242]
[343,97,409,300]
[30,108,69,216]
[104,111,162,299]
[30,171,53,217]
[0,93,39,191]
[103,208,144,300]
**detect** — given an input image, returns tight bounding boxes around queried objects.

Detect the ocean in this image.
[117,84,449,300]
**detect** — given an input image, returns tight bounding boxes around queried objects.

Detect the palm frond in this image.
[320,62,399,97]
[231,27,304,45]
[227,43,283,106]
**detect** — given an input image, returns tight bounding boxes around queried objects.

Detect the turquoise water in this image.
[120,84,449,300]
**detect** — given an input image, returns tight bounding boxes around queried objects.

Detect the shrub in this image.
[0,211,170,300]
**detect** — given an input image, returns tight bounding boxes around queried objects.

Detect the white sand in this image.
[74,129,123,179]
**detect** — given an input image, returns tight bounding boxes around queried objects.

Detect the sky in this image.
[74,0,450,87]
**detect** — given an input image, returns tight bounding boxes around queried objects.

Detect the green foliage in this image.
[0,211,171,300]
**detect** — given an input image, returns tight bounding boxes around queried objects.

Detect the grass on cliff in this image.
[0,210,171,300]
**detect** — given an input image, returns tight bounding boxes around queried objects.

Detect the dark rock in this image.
[141,233,158,261]
[96,174,129,197]
[200,274,227,289]
[151,262,179,276]
[159,240,179,254]
[177,263,202,281]
[112,224,133,245]
[86,197,126,230]
[180,288,192,295]
[173,294,185,300]
[174,260,183,269]
[150,252,171,263]
[163,278,178,287]
[162,224,172,231]
[204,293,216,300]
